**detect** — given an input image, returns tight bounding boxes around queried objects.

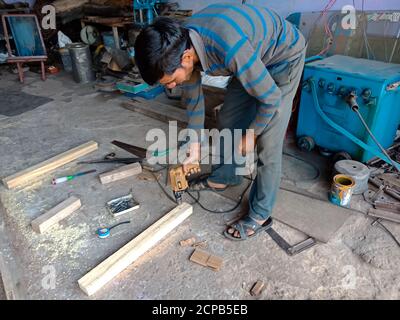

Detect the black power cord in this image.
[186,175,254,214]
[148,166,254,213]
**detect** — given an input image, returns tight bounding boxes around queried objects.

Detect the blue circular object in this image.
[97,228,110,239]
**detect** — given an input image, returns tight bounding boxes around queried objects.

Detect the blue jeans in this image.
[208,49,306,221]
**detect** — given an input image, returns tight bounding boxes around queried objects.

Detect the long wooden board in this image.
[78,202,193,296]
[31,196,81,234]
[2,141,98,189]
[122,100,188,128]
[121,99,217,128]
[99,162,142,184]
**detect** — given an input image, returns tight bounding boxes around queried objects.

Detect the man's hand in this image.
[183,142,201,171]
[238,131,257,156]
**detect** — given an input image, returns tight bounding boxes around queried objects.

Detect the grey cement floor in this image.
[0,69,400,300]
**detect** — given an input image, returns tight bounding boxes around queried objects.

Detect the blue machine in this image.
[297,55,400,165]
[133,0,166,27]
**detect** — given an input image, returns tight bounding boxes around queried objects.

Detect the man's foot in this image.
[207,180,227,189]
[189,177,228,192]
[224,216,273,241]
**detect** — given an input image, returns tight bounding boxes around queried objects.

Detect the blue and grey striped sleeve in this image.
[181,70,205,137]
[226,39,282,135]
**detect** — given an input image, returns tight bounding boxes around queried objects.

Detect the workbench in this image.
[80,16,133,49]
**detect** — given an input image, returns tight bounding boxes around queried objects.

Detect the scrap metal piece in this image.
[369,177,400,201]
[266,227,317,256]
[374,200,400,214]
[368,208,400,224]
[377,173,400,189]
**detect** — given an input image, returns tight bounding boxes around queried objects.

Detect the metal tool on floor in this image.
[266,227,317,256]
[52,169,97,185]
[96,221,131,239]
[111,140,171,158]
[106,194,140,217]
[77,152,143,165]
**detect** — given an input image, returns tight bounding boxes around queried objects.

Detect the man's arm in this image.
[181,70,205,165]
[181,69,205,141]
[226,39,282,136]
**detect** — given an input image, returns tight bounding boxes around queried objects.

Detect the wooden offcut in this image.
[2,141,98,189]
[99,162,142,184]
[189,249,223,271]
[31,197,81,234]
[250,280,265,296]
[78,202,193,296]
[180,237,196,247]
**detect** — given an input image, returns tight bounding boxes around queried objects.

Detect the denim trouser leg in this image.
[207,78,257,186]
[249,51,306,221]
[209,49,306,221]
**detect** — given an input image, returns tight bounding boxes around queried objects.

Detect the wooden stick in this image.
[31,196,81,234]
[78,202,193,296]
[2,141,98,189]
[99,163,142,184]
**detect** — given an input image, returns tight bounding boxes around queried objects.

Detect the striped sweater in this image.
[181,3,306,136]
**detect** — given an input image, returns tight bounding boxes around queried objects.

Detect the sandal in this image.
[224,216,273,241]
[189,177,228,192]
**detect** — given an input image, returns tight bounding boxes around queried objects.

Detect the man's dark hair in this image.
[134,17,191,85]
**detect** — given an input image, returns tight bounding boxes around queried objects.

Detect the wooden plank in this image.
[121,100,188,128]
[2,141,98,189]
[121,99,217,128]
[31,197,81,234]
[78,202,193,296]
[99,163,142,185]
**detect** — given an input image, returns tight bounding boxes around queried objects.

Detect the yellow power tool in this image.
[169,163,201,204]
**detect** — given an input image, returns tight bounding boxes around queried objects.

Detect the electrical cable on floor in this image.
[150,171,178,204]
[186,175,253,214]
[371,219,400,248]
[147,149,321,211]
[149,167,254,213]
[352,107,400,172]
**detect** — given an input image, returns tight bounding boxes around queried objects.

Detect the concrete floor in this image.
[0,69,400,300]
[0,275,5,300]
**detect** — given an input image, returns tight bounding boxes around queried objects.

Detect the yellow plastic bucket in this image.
[329,174,355,207]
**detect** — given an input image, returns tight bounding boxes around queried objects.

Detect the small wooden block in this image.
[190,249,209,267]
[31,196,81,234]
[250,280,265,296]
[99,163,142,184]
[180,237,196,247]
[207,255,223,271]
[190,249,223,271]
